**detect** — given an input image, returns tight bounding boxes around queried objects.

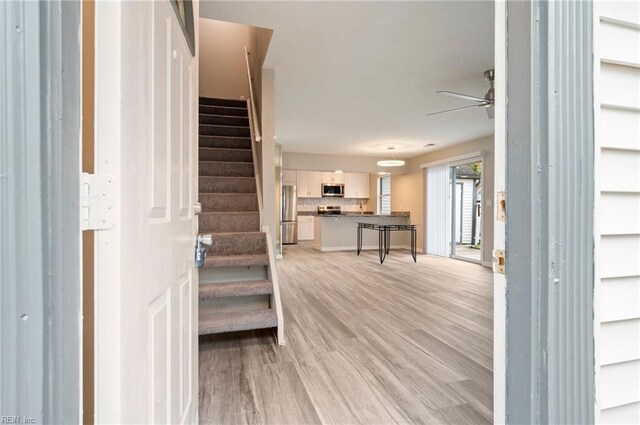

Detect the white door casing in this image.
[94,1,198,423]
[493,0,507,423]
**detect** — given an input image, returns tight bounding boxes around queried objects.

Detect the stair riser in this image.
[199,148,253,163]
[199,105,247,117]
[199,194,258,213]
[200,114,249,127]
[204,255,269,268]
[200,177,256,193]
[199,281,273,300]
[199,97,247,108]
[198,308,277,335]
[199,136,252,150]
[199,213,260,233]
[199,265,267,284]
[199,125,251,138]
[205,233,266,256]
[199,162,254,177]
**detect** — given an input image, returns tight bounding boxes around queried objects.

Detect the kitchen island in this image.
[313,212,411,252]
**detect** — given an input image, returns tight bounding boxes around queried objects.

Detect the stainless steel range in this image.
[317,205,341,215]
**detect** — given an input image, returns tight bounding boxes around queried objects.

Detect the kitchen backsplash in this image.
[297,197,370,212]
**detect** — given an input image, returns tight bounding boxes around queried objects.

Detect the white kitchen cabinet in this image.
[297,170,322,197]
[344,172,370,198]
[322,171,345,184]
[297,216,315,240]
[282,169,297,184]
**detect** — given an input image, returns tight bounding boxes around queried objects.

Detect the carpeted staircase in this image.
[198,97,281,337]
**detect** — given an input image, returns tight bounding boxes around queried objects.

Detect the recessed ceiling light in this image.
[335,170,343,173]
[378,172,390,175]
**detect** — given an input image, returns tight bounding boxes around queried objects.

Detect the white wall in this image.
[262,69,277,246]
[199,19,250,100]
[594,2,640,423]
[282,151,409,174]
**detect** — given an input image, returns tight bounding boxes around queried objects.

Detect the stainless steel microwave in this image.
[322,183,345,197]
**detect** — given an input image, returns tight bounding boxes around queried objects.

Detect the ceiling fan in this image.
[426,69,495,119]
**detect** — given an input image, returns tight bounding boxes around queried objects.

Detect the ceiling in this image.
[200,1,495,158]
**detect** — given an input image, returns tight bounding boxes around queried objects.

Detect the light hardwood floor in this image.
[199,244,493,425]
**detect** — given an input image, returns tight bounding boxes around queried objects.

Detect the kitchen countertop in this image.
[313,212,411,252]
[298,211,410,218]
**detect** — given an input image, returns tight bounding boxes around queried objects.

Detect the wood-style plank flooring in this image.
[199,244,493,424]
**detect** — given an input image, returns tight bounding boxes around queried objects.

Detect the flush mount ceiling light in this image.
[377,146,406,167]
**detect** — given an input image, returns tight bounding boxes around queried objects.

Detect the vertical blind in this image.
[426,165,449,256]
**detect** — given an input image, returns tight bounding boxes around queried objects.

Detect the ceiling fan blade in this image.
[437,90,487,103]
[425,104,484,117]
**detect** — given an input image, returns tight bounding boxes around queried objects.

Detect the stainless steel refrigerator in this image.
[281,184,298,244]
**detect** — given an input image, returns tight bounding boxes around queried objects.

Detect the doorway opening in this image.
[450,159,483,263]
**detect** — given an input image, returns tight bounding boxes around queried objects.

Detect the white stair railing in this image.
[244,46,284,346]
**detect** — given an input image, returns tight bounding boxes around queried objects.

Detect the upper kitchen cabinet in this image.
[322,171,345,184]
[344,172,370,198]
[282,169,297,184]
[297,170,322,197]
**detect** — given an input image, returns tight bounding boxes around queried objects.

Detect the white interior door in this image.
[93,1,198,423]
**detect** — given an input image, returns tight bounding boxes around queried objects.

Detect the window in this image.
[378,175,391,215]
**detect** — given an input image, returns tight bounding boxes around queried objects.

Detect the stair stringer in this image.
[263,226,285,346]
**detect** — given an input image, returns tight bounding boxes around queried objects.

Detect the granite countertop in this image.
[299,211,410,218]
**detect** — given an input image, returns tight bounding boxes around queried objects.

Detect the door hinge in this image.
[81,173,115,231]
[493,249,506,274]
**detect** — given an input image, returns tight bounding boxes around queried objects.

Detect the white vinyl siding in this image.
[378,175,391,215]
[458,179,475,244]
[595,2,640,423]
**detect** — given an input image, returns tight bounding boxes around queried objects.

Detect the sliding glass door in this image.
[450,159,483,262]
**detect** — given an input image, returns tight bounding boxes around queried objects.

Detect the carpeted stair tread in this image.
[199,97,247,108]
[199,136,252,150]
[204,232,266,256]
[199,193,258,212]
[199,280,273,300]
[203,253,269,268]
[199,124,250,138]
[199,161,254,177]
[199,308,277,335]
[199,114,249,127]
[199,104,248,117]
[200,176,256,193]
[199,147,253,163]
[199,212,260,233]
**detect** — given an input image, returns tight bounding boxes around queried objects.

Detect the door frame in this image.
[0,1,83,423]
[500,1,596,424]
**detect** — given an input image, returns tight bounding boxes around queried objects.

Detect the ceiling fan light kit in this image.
[426,69,495,119]
[377,146,405,167]
[377,160,406,167]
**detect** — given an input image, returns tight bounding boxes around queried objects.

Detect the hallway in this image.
[199,246,493,424]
